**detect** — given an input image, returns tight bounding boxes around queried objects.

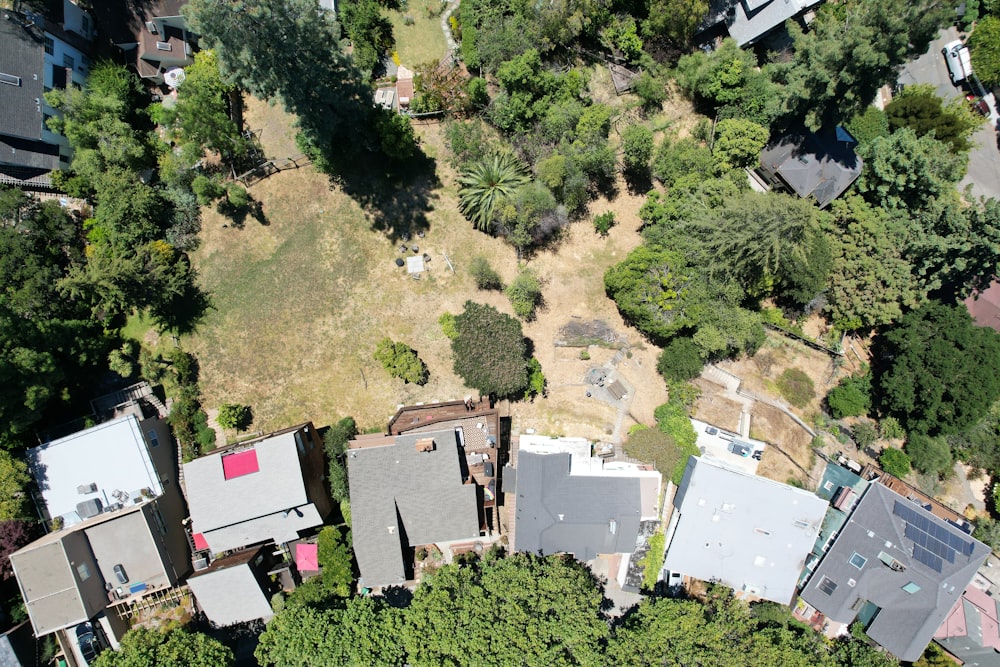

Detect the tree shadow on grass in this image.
[329,148,441,242]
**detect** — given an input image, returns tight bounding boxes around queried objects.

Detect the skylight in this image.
[902,582,921,594]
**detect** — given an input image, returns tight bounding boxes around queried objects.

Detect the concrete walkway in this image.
[440,0,459,59]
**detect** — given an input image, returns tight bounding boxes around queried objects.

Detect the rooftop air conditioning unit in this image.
[193,557,209,571]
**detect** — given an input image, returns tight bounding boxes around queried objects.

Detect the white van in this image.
[942,40,973,84]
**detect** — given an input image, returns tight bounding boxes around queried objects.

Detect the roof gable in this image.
[801,484,989,661]
[513,452,644,560]
[758,130,862,208]
[347,429,481,588]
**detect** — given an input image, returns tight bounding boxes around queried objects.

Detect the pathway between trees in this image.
[440,0,459,59]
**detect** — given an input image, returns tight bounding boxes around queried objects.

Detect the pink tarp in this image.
[222,450,259,479]
[297,543,319,571]
[193,533,209,551]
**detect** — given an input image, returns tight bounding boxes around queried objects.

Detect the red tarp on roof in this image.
[193,533,209,551]
[296,543,319,571]
[222,450,259,479]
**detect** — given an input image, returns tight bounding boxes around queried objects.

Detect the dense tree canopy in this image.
[873,301,1000,436]
[452,301,531,397]
[92,627,233,667]
[403,553,608,667]
[185,0,414,171]
[969,16,1000,88]
[885,85,982,153]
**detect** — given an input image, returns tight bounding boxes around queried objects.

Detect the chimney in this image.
[414,437,435,453]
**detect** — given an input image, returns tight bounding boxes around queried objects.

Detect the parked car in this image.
[728,442,751,457]
[705,426,718,436]
[942,39,973,84]
[76,622,100,664]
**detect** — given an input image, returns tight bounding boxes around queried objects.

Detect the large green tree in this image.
[0,192,110,442]
[772,0,948,129]
[185,0,412,170]
[970,16,1000,88]
[166,50,247,158]
[451,301,531,397]
[255,596,404,666]
[885,84,982,153]
[92,627,233,667]
[682,191,831,306]
[403,552,608,667]
[873,301,1000,435]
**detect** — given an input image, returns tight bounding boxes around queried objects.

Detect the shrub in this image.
[656,338,704,382]
[879,416,905,440]
[579,350,590,360]
[506,269,542,321]
[593,211,616,236]
[641,532,666,591]
[217,403,253,432]
[665,380,701,409]
[451,301,530,397]
[880,447,911,478]
[373,338,428,385]
[826,372,871,418]
[469,255,503,290]
[653,400,700,484]
[905,433,953,477]
[191,174,226,205]
[526,357,546,398]
[851,420,878,448]
[621,124,654,176]
[439,312,458,339]
[776,368,815,408]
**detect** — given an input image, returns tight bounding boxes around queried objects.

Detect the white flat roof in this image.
[27,415,162,527]
[665,457,828,604]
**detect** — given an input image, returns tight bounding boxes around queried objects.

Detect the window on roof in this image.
[817,576,837,595]
[147,429,159,447]
[849,552,867,570]
[222,449,259,479]
[902,581,921,594]
[76,563,91,581]
[63,55,74,69]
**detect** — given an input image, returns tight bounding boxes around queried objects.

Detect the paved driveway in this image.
[690,418,764,475]
[897,27,1000,200]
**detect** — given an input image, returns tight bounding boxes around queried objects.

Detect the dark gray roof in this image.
[0,20,46,142]
[801,484,989,662]
[758,130,862,208]
[0,136,59,175]
[347,430,480,588]
[512,451,641,560]
[0,621,37,667]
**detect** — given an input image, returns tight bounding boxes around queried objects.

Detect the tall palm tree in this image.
[457,153,529,232]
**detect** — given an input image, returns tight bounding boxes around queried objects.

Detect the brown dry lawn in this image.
[185,92,683,435]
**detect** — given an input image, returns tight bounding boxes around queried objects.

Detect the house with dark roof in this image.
[183,423,330,555]
[506,435,661,568]
[664,456,828,605]
[0,3,94,188]
[756,127,863,208]
[799,483,990,662]
[347,426,490,589]
[110,0,195,85]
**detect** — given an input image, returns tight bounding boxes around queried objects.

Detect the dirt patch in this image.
[690,380,743,433]
[751,403,816,486]
[242,96,300,160]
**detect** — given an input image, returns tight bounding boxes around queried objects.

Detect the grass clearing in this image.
[389,5,449,68]
[184,98,666,438]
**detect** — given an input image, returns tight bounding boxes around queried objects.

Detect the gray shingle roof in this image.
[347,430,480,588]
[512,451,642,560]
[187,553,273,627]
[665,456,828,605]
[0,20,46,142]
[758,130,863,208]
[801,483,989,662]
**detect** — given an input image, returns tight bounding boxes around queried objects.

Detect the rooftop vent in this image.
[77,483,98,494]
[414,437,435,453]
[609,519,617,535]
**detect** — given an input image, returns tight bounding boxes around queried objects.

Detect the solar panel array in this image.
[893,500,975,573]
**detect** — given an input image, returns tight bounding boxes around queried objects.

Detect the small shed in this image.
[608,62,640,95]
